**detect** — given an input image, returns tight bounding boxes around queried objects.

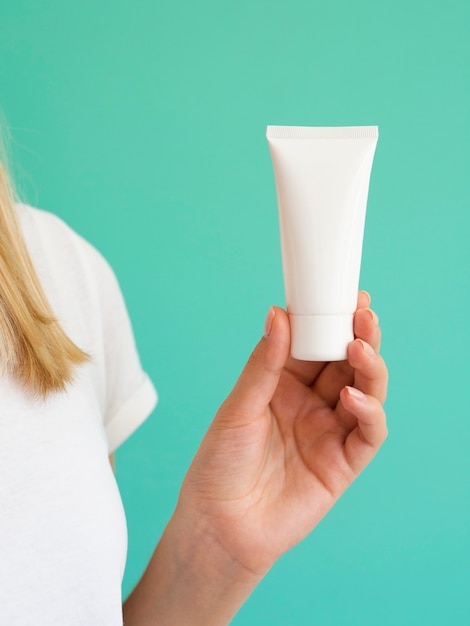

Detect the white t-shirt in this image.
[0,204,158,625]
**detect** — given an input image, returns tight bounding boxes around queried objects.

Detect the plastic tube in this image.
[266,125,379,361]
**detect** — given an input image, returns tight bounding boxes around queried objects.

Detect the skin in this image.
[123,291,388,625]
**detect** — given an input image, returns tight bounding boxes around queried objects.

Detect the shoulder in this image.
[17,202,106,262]
[15,203,126,344]
[15,205,157,450]
[16,203,118,289]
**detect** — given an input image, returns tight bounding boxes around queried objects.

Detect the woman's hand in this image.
[123,291,388,625]
[180,291,388,577]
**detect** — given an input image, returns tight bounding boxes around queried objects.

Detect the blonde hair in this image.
[0,155,89,397]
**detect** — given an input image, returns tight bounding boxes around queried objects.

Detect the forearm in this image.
[122,506,263,626]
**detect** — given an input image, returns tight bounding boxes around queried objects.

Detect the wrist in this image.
[124,503,264,626]
[164,503,264,623]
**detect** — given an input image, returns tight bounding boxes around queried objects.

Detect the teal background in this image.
[1,0,469,623]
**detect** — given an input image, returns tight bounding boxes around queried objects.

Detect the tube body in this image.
[267,125,379,361]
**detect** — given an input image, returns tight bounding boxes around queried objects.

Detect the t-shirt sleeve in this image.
[86,245,158,454]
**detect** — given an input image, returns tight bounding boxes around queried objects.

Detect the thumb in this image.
[222,307,291,418]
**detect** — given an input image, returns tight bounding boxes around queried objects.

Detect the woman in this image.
[0,156,388,625]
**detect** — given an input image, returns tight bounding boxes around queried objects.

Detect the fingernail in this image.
[346,386,366,401]
[357,338,376,357]
[360,290,371,306]
[264,307,275,338]
[364,308,379,325]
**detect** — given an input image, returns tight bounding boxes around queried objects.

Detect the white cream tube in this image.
[267,125,379,361]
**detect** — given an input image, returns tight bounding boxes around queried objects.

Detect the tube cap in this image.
[289,314,354,362]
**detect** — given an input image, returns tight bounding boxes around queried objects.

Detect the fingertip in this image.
[347,337,374,364]
[266,306,290,338]
[357,290,371,309]
[353,308,382,354]
[342,388,387,436]
[347,337,388,406]
[263,306,276,338]
[344,385,366,403]
[358,338,376,358]
[355,307,379,326]
[262,306,291,368]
